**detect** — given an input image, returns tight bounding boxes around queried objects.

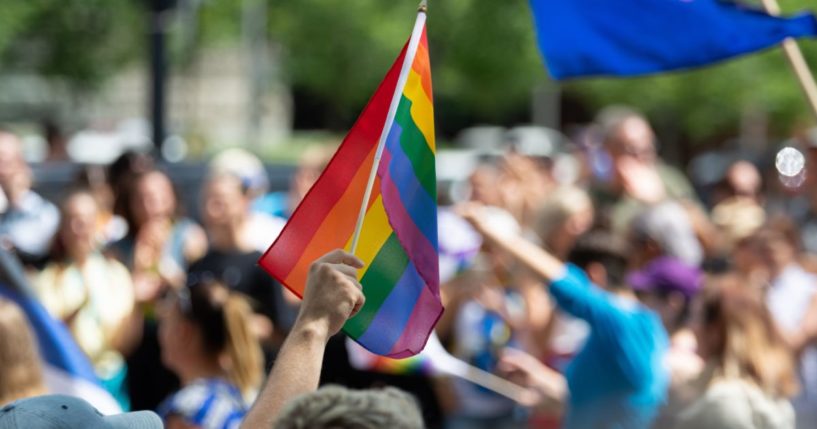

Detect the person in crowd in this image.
[273,385,424,429]
[528,187,594,378]
[629,201,704,268]
[592,108,696,234]
[0,131,60,265]
[190,173,298,347]
[158,280,264,429]
[497,257,705,427]
[107,151,155,222]
[32,190,137,410]
[446,259,527,429]
[496,152,554,228]
[671,276,797,429]
[711,160,764,206]
[42,120,70,163]
[108,168,205,411]
[253,145,335,220]
[627,257,704,428]
[0,298,47,405]
[460,203,668,429]
[710,161,766,264]
[208,149,287,252]
[75,165,128,245]
[467,163,505,208]
[109,169,207,301]
[531,186,594,262]
[0,395,163,429]
[753,219,817,428]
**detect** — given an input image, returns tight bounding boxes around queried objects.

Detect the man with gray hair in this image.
[591,107,697,236]
[274,385,423,429]
[630,201,703,268]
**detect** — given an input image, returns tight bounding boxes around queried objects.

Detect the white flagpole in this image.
[350,1,428,255]
[760,0,817,120]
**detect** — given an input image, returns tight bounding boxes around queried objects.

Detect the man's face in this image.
[203,177,247,227]
[0,134,24,186]
[608,117,657,165]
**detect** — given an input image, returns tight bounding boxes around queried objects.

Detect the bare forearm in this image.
[242,320,330,428]
[480,229,566,283]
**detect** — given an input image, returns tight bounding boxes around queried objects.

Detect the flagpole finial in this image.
[418,0,427,13]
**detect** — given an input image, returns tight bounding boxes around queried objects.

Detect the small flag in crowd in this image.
[529,0,817,79]
[345,335,534,404]
[260,9,442,358]
[346,337,433,375]
[0,248,121,414]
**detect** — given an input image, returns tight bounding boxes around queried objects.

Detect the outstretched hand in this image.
[498,348,567,412]
[455,202,505,243]
[297,249,366,340]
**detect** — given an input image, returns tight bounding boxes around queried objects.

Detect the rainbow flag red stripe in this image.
[260,13,441,358]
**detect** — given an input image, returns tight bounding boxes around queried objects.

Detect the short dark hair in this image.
[567,228,631,289]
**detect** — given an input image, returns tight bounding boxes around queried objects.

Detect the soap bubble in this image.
[779,170,806,189]
[776,147,805,177]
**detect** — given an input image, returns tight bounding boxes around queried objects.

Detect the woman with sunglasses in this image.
[157,279,263,429]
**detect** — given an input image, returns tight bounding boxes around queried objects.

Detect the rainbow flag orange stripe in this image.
[260,14,441,358]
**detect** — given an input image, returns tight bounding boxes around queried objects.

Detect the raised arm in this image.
[241,250,365,429]
[458,203,566,283]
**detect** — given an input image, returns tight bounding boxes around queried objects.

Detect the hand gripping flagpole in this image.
[350,1,428,255]
[760,0,817,120]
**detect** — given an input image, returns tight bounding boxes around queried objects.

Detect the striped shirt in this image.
[158,378,247,429]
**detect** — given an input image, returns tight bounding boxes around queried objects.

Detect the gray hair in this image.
[273,385,424,429]
[631,200,703,266]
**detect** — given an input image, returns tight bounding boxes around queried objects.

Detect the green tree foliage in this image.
[565,0,817,142]
[0,0,143,91]
[0,0,814,143]
[261,0,544,131]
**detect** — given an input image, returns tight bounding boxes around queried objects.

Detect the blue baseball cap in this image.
[0,395,162,429]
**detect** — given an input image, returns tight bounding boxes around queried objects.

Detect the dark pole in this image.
[148,0,173,156]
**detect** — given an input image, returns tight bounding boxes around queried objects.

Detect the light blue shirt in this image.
[549,264,668,429]
[0,191,59,258]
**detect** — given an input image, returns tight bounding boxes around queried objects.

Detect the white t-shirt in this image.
[767,264,817,429]
[673,378,794,429]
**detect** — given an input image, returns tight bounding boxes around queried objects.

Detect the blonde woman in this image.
[673,277,798,429]
[0,298,46,405]
[33,190,137,409]
[158,280,263,429]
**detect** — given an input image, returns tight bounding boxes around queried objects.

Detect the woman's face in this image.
[132,172,176,226]
[60,194,99,257]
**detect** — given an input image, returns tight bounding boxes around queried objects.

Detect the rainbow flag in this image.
[259,9,442,358]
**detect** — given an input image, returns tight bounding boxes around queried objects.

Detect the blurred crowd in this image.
[2,106,817,429]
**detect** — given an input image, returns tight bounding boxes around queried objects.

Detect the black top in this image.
[187,249,296,330]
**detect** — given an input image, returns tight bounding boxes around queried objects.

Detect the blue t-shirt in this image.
[252,192,290,220]
[158,378,247,429]
[549,264,668,429]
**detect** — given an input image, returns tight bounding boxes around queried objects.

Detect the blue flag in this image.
[530,0,817,79]
[0,248,121,414]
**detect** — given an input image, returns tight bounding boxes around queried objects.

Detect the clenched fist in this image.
[296,249,366,340]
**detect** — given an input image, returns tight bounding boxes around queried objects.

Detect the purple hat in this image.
[627,257,702,299]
